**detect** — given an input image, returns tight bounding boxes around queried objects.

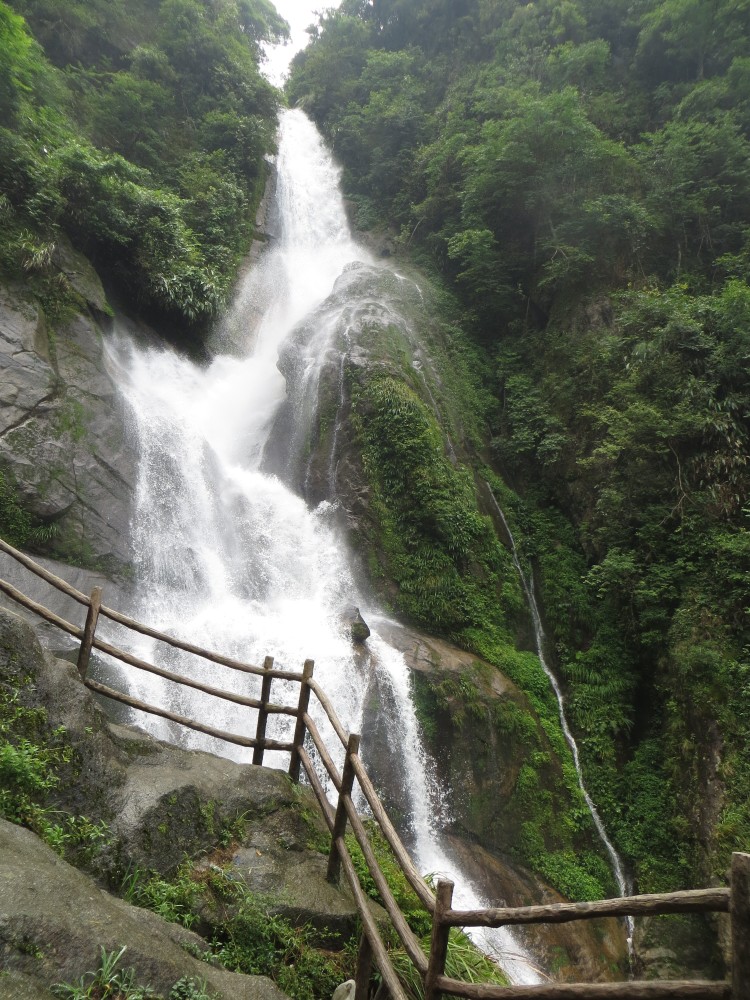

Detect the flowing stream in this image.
[108,109,547,985]
[486,491,635,953]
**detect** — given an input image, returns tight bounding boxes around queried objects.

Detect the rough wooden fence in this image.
[0,536,747,1000]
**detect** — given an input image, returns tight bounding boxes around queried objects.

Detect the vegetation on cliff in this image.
[289,0,750,903]
[0,0,286,336]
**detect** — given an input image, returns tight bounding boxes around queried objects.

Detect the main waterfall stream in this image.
[108,109,544,985]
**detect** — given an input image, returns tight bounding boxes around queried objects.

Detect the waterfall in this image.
[108,108,544,985]
[486,489,635,952]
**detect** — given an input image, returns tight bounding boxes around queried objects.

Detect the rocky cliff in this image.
[0,239,137,576]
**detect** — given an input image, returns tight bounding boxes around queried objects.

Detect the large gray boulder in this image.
[0,820,289,1000]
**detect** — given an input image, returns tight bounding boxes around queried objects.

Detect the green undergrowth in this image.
[121,860,353,1000]
[0,0,284,339]
[479,473,732,895]
[0,468,58,549]
[53,945,218,1000]
[344,822,510,991]
[0,680,113,863]
[349,358,616,900]
[412,659,615,903]
[90,831,512,1000]
[351,369,520,633]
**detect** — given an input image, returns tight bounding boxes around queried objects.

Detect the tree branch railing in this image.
[0,535,746,1000]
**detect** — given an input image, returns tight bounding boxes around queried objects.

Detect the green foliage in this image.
[0,3,39,125]
[352,370,515,635]
[289,0,750,900]
[53,946,157,1000]
[0,683,115,863]
[0,0,283,336]
[0,688,65,830]
[389,928,510,999]
[344,821,511,992]
[52,945,219,1000]
[0,469,34,546]
[122,862,352,1000]
[345,822,432,938]
[531,850,612,903]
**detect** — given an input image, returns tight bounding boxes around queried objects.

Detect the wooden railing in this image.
[0,536,747,1000]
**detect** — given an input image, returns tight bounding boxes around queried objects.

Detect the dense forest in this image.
[288,0,750,901]
[0,0,285,335]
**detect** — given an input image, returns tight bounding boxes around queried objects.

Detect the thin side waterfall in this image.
[486,488,635,953]
[108,109,545,985]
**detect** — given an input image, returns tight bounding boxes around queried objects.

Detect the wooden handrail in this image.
[289,659,314,782]
[298,745,410,1000]
[308,676,349,748]
[444,888,731,928]
[0,536,90,605]
[84,678,294,752]
[101,603,304,682]
[434,979,731,999]
[299,746,335,828]
[327,733,360,884]
[303,711,344,792]
[336,835,411,1000]
[0,536,302,681]
[77,587,102,679]
[426,881,453,1000]
[351,752,436,912]
[0,576,84,640]
[252,656,275,766]
[305,710,436,913]
[91,632,296,716]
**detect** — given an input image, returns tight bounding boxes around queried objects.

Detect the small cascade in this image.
[486,487,635,953]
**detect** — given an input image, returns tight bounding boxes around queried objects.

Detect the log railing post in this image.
[731,852,750,999]
[77,586,102,681]
[425,879,453,1000]
[327,732,361,884]
[252,656,274,766]
[354,931,374,1000]
[289,659,314,782]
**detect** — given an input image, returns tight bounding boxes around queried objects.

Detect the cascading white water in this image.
[108,109,544,985]
[486,490,635,952]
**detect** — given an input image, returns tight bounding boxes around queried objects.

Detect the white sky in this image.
[263,0,344,87]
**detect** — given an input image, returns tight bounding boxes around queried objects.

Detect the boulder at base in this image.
[0,819,288,1000]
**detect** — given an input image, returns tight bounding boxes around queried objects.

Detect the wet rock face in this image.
[364,619,535,853]
[443,834,627,984]
[0,262,137,577]
[342,605,371,643]
[260,261,421,511]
